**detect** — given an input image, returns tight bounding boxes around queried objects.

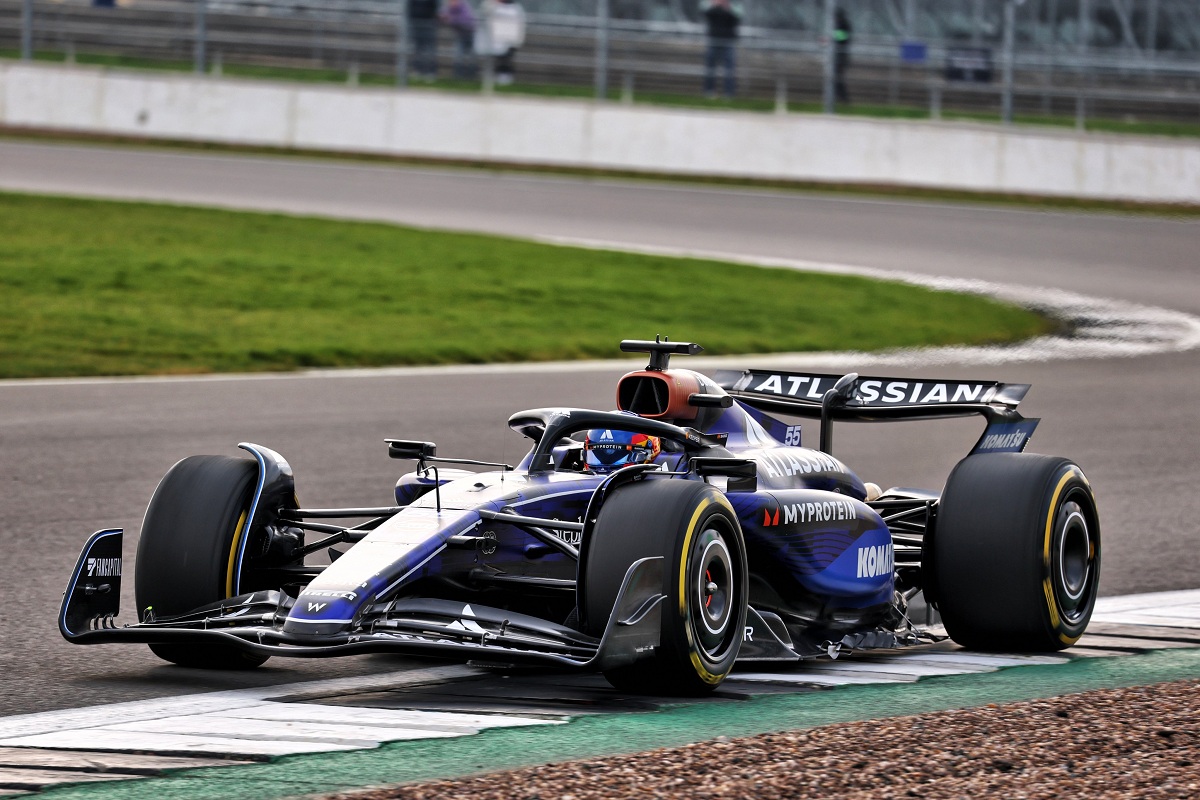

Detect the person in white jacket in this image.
[478,0,526,85]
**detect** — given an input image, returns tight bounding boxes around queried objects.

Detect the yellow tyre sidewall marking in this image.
[225,508,250,599]
[1042,470,1081,646]
[679,492,737,685]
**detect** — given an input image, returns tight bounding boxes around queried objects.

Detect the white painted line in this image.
[0,665,562,759]
[1065,648,1146,658]
[103,716,465,747]
[0,730,362,756]
[0,767,131,789]
[1075,635,1194,650]
[1091,589,1200,628]
[1085,613,1200,629]
[855,657,1007,672]
[0,665,480,740]
[864,652,1071,668]
[799,662,984,678]
[729,673,912,686]
[1093,589,1200,613]
[207,703,557,732]
[0,747,246,771]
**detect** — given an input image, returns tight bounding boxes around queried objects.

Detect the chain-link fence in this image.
[2,0,1198,128]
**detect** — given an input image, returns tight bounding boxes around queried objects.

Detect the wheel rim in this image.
[1053,495,1097,625]
[690,523,738,657]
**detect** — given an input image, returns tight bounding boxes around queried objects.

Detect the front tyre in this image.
[933,453,1101,651]
[135,455,269,669]
[583,479,748,695]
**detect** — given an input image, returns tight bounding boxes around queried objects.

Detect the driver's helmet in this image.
[584,428,662,473]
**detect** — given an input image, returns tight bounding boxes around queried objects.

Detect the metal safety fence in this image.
[2,0,1199,128]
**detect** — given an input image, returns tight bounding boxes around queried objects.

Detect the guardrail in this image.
[2,0,1198,129]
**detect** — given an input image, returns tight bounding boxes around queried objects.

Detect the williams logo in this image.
[856,544,893,578]
[86,558,121,577]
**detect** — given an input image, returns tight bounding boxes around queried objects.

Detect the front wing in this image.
[60,529,665,672]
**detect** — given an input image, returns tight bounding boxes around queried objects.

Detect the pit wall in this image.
[3,61,1198,204]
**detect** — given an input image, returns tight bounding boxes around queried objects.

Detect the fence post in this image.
[21,0,32,61]
[479,0,494,95]
[775,76,787,114]
[621,72,633,104]
[1075,90,1085,131]
[929,81,941,120]
[1078,0,1090,56]
[1146,0,1159,60]
[395,0,409,88]
[194,0,207,75]
[595,0,609,100]
[1001,0,1015,125]
[822,0,835,114]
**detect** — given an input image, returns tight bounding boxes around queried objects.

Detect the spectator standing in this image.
[702,0,742,99]
[408,0,441,81]
[479,0,526,85]
[834,8,852,104]
[441,0,477,80]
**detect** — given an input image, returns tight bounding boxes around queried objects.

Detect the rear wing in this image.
[713,368,1038,455]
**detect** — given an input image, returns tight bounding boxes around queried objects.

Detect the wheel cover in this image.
[1052,495,1098,626]
[689,523,738,658]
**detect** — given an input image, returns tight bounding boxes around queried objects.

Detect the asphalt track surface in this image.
[1,139,1198,719]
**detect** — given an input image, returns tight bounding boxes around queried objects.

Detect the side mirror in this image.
[829,372,859,401]
[386,440,438,461]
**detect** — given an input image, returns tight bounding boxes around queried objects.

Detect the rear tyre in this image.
[933,453,1100,651]
[583,479,747,695]
[135,455,269,669]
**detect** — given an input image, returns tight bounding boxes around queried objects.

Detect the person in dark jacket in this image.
[702,0,742,99]
[441,0,477,79]
[408,0,440,80]
[834,8,852,104]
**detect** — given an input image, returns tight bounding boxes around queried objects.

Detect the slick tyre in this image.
[583,479,747,695]
[135,455,269,669]
[933,453,1100,651]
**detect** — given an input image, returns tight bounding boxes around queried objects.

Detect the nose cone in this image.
[283,591,361,636]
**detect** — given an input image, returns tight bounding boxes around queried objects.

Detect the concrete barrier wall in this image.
[3,62,1198,203]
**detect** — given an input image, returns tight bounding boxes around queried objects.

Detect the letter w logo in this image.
[307,602,327,613]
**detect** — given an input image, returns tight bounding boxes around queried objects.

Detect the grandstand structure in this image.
[2,0,1198,126]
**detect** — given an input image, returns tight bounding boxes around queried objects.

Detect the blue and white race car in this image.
[62,338,1101,694]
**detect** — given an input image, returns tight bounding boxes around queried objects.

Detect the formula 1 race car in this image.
[61,338,1101,694]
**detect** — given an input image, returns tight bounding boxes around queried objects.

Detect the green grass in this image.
[0,192,1052,379]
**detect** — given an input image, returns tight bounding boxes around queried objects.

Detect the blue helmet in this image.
[584,428,662,473]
